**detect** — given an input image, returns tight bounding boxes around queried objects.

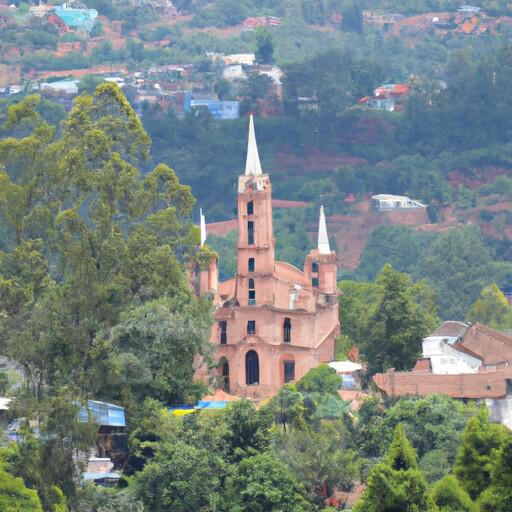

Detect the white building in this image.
[372,194,426,210]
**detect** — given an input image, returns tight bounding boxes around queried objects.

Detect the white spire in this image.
[200,208,206,247]
[245,114,263,176]
[318,205,331,255]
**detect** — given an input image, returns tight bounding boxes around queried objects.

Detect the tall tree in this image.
[466,283,512,330]
[454,407,508,500]
[354,424,434,512]
[359,264,438,376]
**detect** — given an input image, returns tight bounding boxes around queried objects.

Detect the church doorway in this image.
[217,357,230,392]
[245,350,259,385]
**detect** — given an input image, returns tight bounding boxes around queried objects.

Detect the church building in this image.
[196,116,339,398]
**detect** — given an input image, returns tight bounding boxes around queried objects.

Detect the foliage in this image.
[354,424,434,512]
[0,465,43,512]
[478,433,512,512]
[454,407,508,500]
[466,283,512,330]
[431,475,475,512]
[224,451,311,512]
[358,264,438,376]
[296,364,341,396]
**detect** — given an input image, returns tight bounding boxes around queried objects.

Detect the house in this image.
[54,5,98,32]
[373,322,512,428]
[223,64,246,81]
[187,99,240,120]
[458,5,481,15]
[40,80,79,95]
[222,53,256,66]
[372,194,426,210]
[193,116,339,398]
[242,16,281,28]
[79,400,128,485]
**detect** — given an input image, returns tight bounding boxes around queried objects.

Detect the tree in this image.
[354,424,434,512]
[341,3,363,33]
[454,407,508,500]
[225,451,310,512]
[431,475,475,512]
[273,423,359,505]
[466,283,512,330]
[359,264,438,376]
[0,467,43,512]
[255,28,274,64]
[478,433,512,512]
[296,364,341,395]
[132,440,224,512]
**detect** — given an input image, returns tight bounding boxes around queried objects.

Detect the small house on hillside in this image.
[372,194,426,210]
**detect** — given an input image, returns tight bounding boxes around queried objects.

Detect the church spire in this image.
[200,208,206,247]
[245,114,263,176]
[318,205,331,255]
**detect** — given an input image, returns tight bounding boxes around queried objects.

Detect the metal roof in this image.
[79,400,126,427]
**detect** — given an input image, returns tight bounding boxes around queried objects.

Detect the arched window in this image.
[247,200,254,215]
[248,221,254,245]
[312,261,319,273]
[283,317,291,342]
[246,350,259,385]
[248,258,255,273]
[217,357,230,392]
[283,360,295,383]
[219,321,227,344]
[248,278,255,305]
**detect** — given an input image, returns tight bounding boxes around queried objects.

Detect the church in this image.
[195,116,340,398]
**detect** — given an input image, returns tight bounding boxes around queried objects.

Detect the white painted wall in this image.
[422,336,481,375]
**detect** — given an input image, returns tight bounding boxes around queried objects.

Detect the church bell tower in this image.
[236,115,275,306]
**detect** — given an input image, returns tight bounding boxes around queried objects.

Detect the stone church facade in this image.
[196,116,339,398]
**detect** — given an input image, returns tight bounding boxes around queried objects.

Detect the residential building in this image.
[372,194,426,210]
[374,322,512,428]
[194,116,339,398]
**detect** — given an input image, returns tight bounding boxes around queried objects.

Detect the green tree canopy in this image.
[466,283,512,330]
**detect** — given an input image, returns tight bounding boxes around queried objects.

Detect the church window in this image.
[246,350,259,385]
[219,321,227,344]
[248,258,255,272]
[247,320,256,335]
[312,277,319,288]
[248,278,256,305]
[248,221,254,245]
[284,361,295,383]
[312,261,319,273]
[247,200,254,215]
[283,318,291,342]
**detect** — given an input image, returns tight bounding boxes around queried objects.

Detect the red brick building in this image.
[195,116,339,398]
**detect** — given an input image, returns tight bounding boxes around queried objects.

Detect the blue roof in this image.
[54,6,98,31]
[83,471,121,481]
[79,400,126,427]
[188,99,239,120]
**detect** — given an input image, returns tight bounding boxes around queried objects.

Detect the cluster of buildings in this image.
[374,321,512,429]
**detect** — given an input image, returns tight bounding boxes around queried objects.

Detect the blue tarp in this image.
[79,400,126,427]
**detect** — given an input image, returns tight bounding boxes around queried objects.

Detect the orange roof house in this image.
[374,322,512,428]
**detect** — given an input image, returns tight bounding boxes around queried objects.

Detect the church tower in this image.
[236,115,275,306]
[195,208,218,296]
[304,205,337,295]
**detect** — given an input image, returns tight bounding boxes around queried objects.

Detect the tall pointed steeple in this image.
[245,114,263,176]
[200,208,206,247]
[318,205,331,255]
